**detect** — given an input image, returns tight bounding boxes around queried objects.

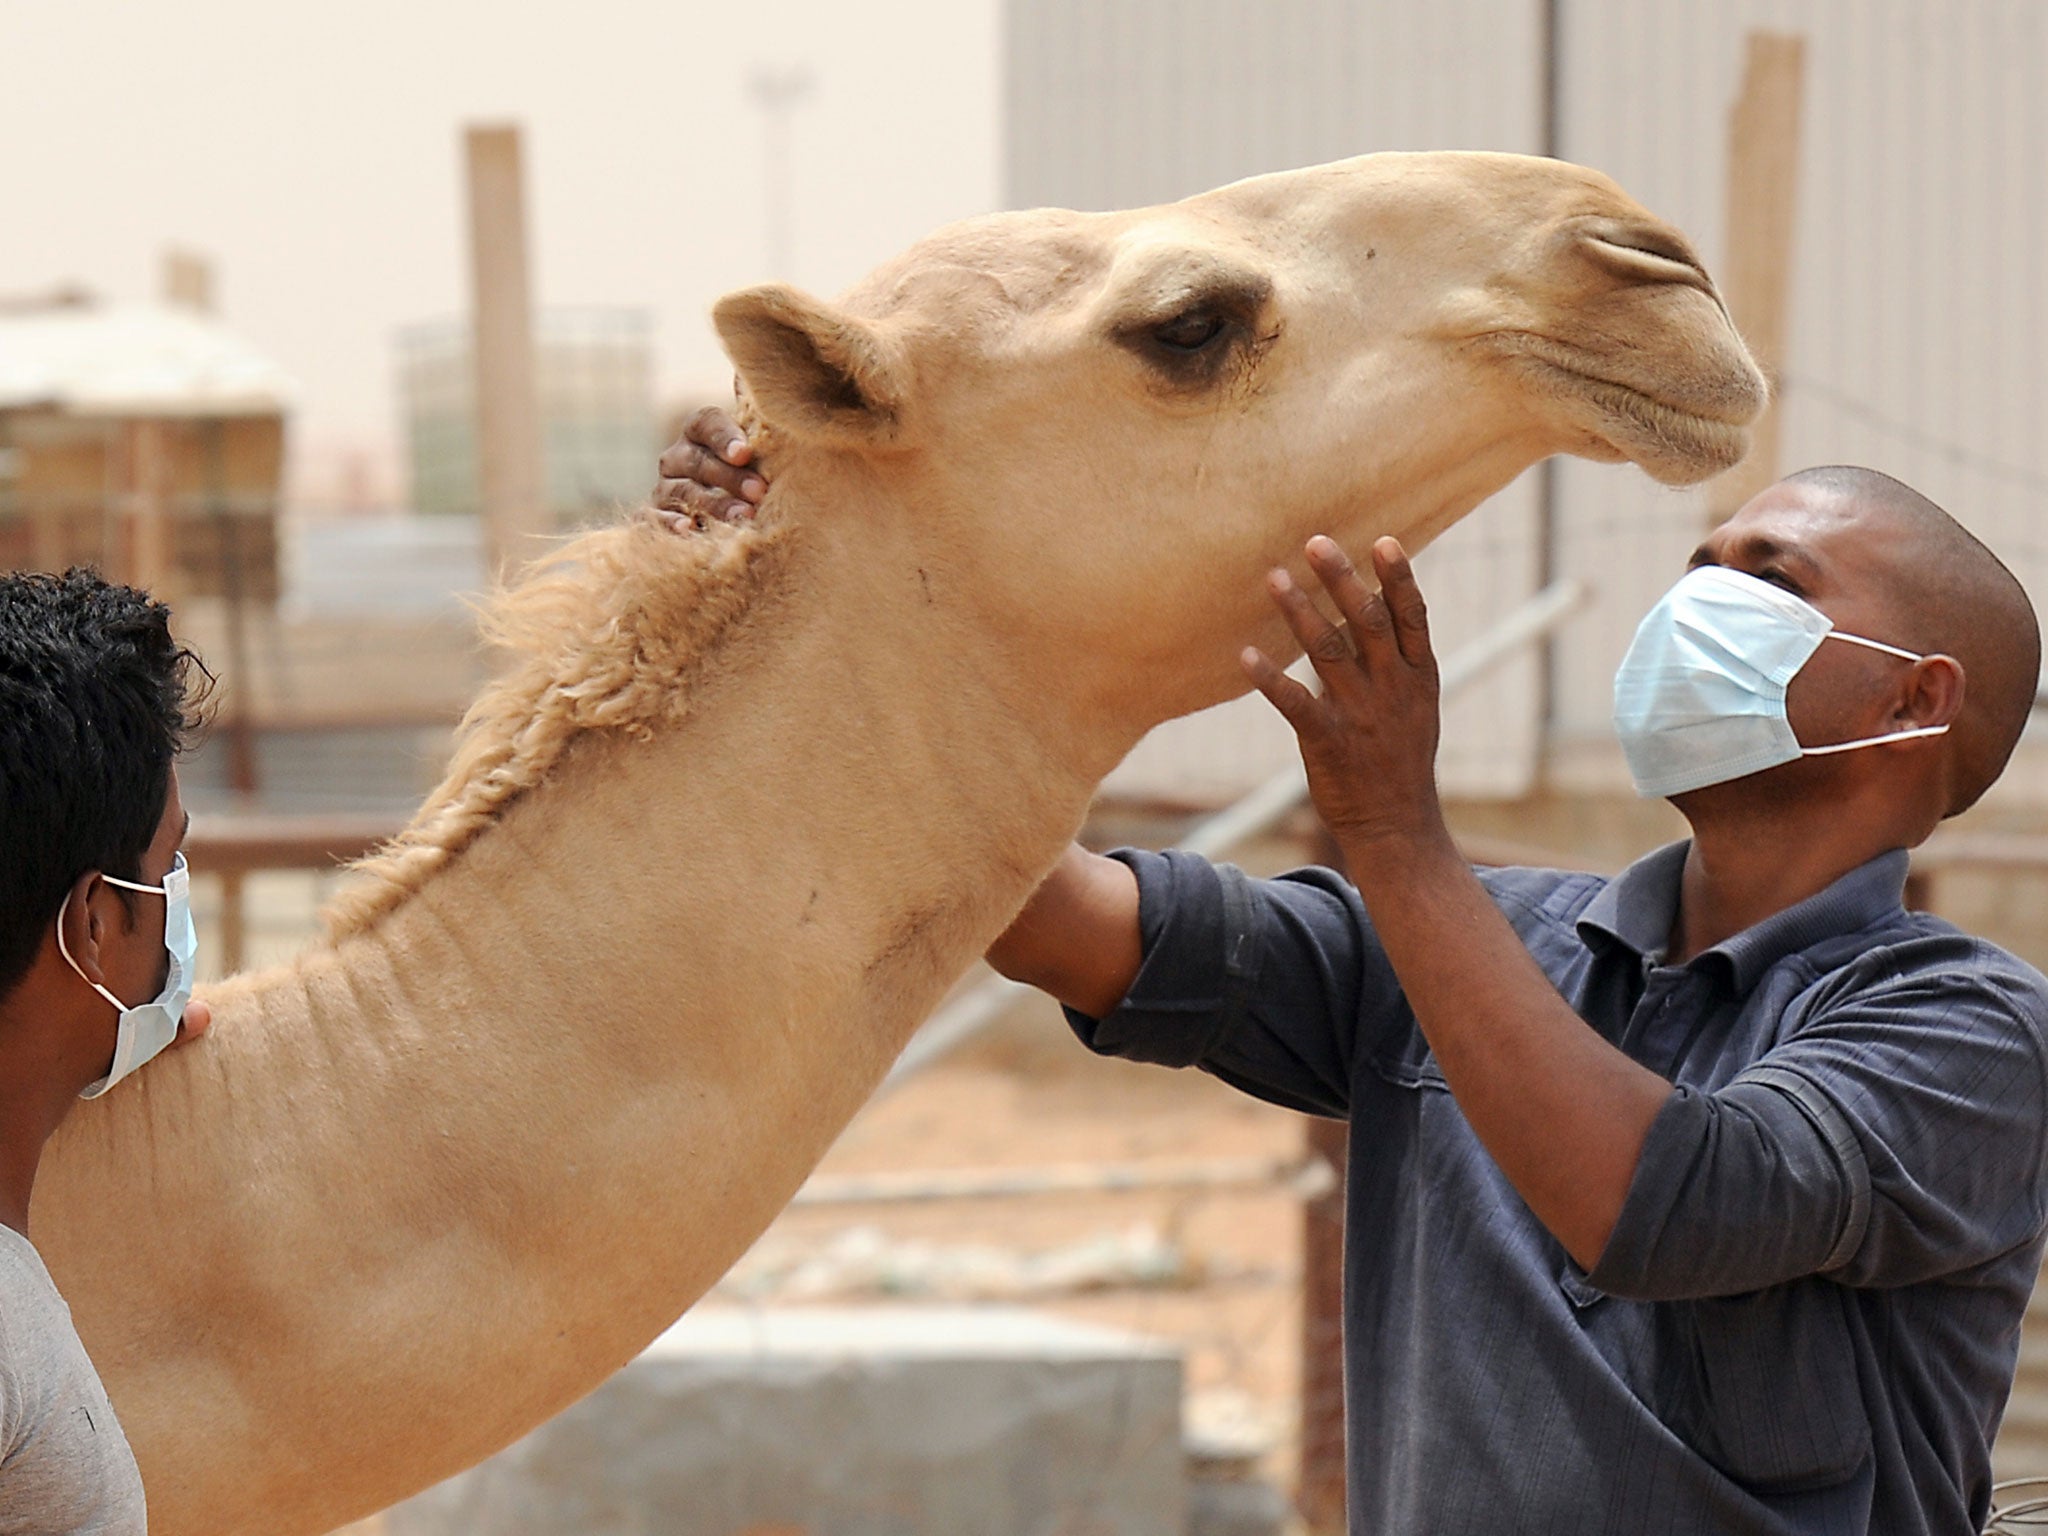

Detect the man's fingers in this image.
[1240,645,1324,732]
[683,405,752,466]
[1267,568,1365,698]
[1304,535,1380,630]
[651,479,751,525]
[655,440,764,502]
[655,442,761,501]
[1306,533,1400,669]
[658,408,737,475]
[1371,537,1435,672]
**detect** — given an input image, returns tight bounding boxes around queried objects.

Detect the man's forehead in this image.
[1701,480,1896,574]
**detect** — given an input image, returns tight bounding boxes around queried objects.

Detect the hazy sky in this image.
[0,0,1000,497]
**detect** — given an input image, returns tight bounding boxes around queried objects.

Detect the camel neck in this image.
[30,483,1113,1535]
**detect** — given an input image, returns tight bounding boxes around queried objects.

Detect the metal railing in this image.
[187,814,398,970]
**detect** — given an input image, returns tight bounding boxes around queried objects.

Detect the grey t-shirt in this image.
[0,1225,145,1534]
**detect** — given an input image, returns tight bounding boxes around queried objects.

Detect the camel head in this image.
[713,151,1766,742]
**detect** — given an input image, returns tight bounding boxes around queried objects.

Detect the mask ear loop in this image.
[52,857,177,1013]
[1825,630,1926,663]
[1800,724,1952,755]
[1799,630,1952,754]
[55,888,138,1014]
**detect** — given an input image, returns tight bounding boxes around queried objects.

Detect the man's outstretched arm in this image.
[1243,534,1674,1272]
[984,844,1144,1021]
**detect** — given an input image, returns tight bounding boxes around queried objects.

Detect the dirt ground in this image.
[733,985,1316,1458]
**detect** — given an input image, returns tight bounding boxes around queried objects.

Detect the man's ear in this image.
[713,285,909,447]
[1904,653,1967,730]
[57,872,108,988]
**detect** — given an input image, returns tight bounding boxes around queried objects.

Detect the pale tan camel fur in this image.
[29,152,1762,1534]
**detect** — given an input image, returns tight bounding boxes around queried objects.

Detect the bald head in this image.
[1784,466,2039,814]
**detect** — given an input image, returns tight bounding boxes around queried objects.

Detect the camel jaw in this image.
[1531,358,1759,485]
[1497,336,1766,486]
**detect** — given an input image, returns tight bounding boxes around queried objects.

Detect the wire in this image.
[1784,374,2048,497]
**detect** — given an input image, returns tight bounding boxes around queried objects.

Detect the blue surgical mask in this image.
[58,851,197,1099]
[1614,564,1949,800]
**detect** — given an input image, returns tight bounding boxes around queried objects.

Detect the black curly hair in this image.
[0,568,212,1000]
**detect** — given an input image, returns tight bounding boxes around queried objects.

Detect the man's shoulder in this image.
[1825,907,2048,990]
[0,1226,68,1367]
[1793,909,2048,1048]
[0,1227,147,1532]
[0,1226,75,1439]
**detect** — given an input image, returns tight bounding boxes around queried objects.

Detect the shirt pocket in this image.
[1668,1283,1872,1495]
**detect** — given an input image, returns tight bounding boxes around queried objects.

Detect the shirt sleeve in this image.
[1063,847,1407,1118]
[0,1312,18,1464]
[1590,943,2048,1300]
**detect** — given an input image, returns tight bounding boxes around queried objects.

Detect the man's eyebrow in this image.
[1754,538,1822,575]
[1691,533,1823,574]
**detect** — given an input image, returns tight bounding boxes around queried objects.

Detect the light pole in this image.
[748,65,816,279]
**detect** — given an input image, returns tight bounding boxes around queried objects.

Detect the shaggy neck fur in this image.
[330,517,796,937]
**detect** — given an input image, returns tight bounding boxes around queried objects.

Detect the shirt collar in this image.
[1577,840,1688,964]
[1577,840,1912,991]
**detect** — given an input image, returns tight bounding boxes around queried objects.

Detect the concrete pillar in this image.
[1707,31,1807,524]
[464,124,547,575]
[162,249,214,313]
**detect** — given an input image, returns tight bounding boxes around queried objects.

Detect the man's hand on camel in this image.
[652,406,767,531]
[1241,534,1455,864]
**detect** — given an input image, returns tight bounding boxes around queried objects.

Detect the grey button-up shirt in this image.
[1066,841,2048,1535]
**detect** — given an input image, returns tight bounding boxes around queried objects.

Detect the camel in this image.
[28,151,1763,1535]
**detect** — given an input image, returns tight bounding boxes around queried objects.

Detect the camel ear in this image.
[713,284,907,446]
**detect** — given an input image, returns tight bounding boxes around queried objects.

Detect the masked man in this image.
[664,414,2048,1535]
[0,570,212,1532]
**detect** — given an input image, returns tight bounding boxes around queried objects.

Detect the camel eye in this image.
[1112,275,1271,388]
[1155,310,1228,351]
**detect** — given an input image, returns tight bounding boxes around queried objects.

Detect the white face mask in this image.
[1613,564,1950,800]
[57,851,197,1099]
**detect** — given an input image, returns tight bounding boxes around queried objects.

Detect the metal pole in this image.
[1704,31,1808,528]
[1298,1109,1350,1535]
[465,123,548,575]
[125,418,176,599]
[162,248,214,313]
[792,1154,1312,1209]
[748,67,815,279]
[1532,0,1565,769]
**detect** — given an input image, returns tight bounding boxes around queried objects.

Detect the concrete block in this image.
[383,1306,1185,1536]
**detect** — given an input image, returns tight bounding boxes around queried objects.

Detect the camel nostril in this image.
[1576,220,1716,295]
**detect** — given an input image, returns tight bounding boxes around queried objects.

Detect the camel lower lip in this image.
[1532,358,1756,431]
[1525,357,1756,479]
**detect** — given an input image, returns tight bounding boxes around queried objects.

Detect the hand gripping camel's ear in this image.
[713,284,910,448]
